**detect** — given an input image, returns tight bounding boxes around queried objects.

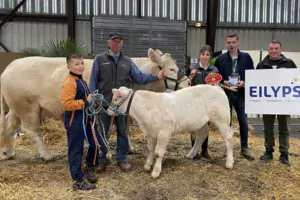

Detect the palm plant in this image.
[21,38,93,58]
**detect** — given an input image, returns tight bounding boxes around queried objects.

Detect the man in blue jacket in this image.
[215,32,255,161]
[89,32,165,171]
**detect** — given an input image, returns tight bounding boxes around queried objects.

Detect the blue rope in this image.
[81,91,124,148]
[82,109,90,147]
[85,91,125,116]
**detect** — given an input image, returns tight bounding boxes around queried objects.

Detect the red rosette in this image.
[205,72,222,85]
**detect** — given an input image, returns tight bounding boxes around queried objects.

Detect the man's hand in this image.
[157,69,166,79]
[237,81,245,88]
[223,80,231,87]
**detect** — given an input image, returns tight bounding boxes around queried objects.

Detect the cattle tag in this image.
[205,72,222,85]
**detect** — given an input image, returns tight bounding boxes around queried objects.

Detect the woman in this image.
[189,45,218,159]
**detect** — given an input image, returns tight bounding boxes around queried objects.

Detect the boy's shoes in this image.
[84,167,98,183]
[241,148,255,161]
[73,180,96,190]
[279,153,291,167]
[260,151,273,161]
[117,161,131,172]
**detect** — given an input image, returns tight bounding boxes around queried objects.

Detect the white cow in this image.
[0,48,189,160]
[108,86,234,178]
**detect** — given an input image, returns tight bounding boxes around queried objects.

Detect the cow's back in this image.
[1,57,93,119]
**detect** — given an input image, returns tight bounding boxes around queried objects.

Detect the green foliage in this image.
[21,38,93,58]
[209,57,217,66]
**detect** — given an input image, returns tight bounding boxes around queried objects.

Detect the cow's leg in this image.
[151,132,171,179]
[215,122,234,168]
[186,124,209,159]
[144,135,156,172]
[2,111,20,159]
[21,112,53,161]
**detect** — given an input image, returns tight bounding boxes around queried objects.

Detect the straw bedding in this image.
[0,118,299,200]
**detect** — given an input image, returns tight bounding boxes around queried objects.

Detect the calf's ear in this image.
[112,88,118,94]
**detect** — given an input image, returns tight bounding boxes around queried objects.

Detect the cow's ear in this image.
[155,49,163,56]
[148,48,163,66]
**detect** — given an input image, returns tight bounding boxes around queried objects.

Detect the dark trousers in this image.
[191,136,208,153]
[228,94,248,150]
[263,115,290,153]
[66,118,106,181]
[98,109,129,164]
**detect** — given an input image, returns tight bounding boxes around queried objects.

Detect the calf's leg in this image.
[151,132,171,179]
[2,111,20,159]
[215,122,234,168]
[21,111,53,161]
[144,135,156,172]
[186,124,209,159]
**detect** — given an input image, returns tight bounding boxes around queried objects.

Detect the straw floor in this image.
[0,118,299,200]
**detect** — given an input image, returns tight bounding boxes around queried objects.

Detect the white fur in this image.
[108,86,234,179]
[0,48,189,160]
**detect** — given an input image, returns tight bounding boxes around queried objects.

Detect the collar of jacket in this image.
[225,49,242,60]
[262,54,287,65]
[105,50,123,58]
[197,63,212,71]
[69,71,83,79]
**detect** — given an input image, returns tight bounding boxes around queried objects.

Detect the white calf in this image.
[108,85,234,178]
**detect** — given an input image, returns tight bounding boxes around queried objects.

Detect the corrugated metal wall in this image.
[188,28,300,58]
[76,21,92,52]
[92,17,186,67]
[0,21,67,52]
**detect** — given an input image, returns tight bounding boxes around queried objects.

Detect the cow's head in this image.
[148,48,189,90]
[107,87,133,116]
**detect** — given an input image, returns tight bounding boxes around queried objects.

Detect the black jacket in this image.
[215,50,254,97]
[256,55,297,70]
[189,64,218,85]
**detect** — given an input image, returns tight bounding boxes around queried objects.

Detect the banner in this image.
[245,68,300,115]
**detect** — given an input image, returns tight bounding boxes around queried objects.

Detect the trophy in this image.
[228,73,240,88]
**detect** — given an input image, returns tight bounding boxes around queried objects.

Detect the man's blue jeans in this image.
[98,109,129,164]
[228,93,249,150]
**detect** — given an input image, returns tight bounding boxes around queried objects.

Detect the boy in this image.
[61,54,106,190]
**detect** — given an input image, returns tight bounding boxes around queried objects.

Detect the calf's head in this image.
[107,87,132,116]
[148,48,190,90]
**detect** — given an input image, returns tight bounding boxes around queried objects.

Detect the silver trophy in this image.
[228,73,240,88]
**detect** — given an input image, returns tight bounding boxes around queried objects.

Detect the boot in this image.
[192,153,201,159]
[279,153,291,167]
[84,167,98,183]
[260,151,273,161]
[73,180,96,190]
[117,161,132,172]
[201,151,212,160]
[241,148,255,161]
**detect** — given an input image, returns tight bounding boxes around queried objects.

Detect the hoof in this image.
[41,152,54,161]
[151,171,160,179]
[3,149,14,160]
[226,161,234,169]
[186,152,197,159]
[144,165,151,172]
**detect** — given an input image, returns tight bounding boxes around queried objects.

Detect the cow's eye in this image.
[169,68,175,71]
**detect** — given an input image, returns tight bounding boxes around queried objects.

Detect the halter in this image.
[159,66,188,91]
[110,89,135,115]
